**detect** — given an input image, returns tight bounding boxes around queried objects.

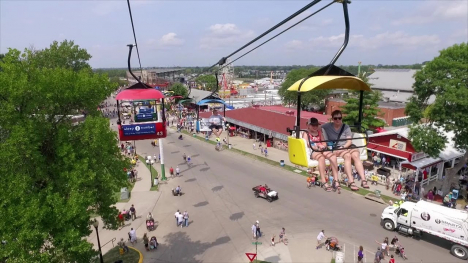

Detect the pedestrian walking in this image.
[374,247,383,263]
[130,204,136,221]
[177,212,184,228]
[143,233,149,251]
[357,245,364,263]
[253,143,256,150]
[255,220,261,237]
[183,211,189,227]
[251,223,257,240]
[174,210,180,226]
[129,228,137,244]
[316,230,326,249]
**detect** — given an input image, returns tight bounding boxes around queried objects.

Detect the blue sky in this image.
[1,0,466,68]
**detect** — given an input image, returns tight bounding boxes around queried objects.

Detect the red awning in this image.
[116,89,165,100]
[367,143,412,160]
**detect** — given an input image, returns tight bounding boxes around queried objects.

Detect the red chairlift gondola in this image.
[115,44,167,141]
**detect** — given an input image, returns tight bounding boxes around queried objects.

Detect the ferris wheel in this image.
[219,59,235,98]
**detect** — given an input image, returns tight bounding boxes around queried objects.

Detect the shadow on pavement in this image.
[185,178,197,182]
[171,151,180,154]
[145,232,231,263]
[211,186,223,192]
[264,255,281,262]
[192,154,200,158]
[193,201,209,207]
[229,212,244,221]
[199,167,210,172]
[183,145,191,147]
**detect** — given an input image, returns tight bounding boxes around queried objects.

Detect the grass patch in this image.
[253,260,271,263]
[184,130,397,204]
[137,154,159,191]
[331,259,336,263]
[98,246,140,263]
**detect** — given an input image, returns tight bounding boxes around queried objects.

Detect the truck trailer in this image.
[381,200,468,260]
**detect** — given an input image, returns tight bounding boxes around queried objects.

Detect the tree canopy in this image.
[278,67,330,108]
[405,42,468,192]
[341,72,386,131]
[0,40,129,261]
[169,82,189,98]
[195,75,217,91]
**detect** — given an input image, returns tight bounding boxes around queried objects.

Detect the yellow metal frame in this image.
[288,136,309,168]
[288,76,371,92]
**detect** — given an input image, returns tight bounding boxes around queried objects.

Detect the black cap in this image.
[308,118,319,125]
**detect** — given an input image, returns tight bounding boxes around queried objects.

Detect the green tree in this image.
[169,82,188,98]
[109,76,128,86]
[405,42,468,194]
[341,72,386,131]
[0,41,129,262]
[278,67,330,108]
[195,75,217,91]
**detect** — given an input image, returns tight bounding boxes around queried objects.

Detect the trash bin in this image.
[120,187,129,200]
[374,190,381,197]
[280,160,285,166]
[228,144,232,149]
[154,178,159,186]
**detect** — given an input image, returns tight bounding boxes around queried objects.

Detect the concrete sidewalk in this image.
[87,156,162,255]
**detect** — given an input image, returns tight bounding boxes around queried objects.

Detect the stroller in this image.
[325,237,341,251]
[146,219,155,231]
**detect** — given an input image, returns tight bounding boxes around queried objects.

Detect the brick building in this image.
[325,99,406,126]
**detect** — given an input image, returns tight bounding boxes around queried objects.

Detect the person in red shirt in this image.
[388,255,395,263]
[118,212,124,230]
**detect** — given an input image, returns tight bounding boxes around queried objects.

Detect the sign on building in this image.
[389,139,407,151]
[411,152,427,162]
[199,118,225,132]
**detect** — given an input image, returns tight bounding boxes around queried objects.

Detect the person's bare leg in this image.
[324,152,339,181]
[351,150,368,188]
[341,151,358,190]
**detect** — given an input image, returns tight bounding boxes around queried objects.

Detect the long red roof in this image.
[199,107,324,136]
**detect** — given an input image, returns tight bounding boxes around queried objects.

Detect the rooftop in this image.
[368,68,418,92]
[328,98,407,109]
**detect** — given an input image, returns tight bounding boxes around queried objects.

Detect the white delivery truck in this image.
[381,200,468,260]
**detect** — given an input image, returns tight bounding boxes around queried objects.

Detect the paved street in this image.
[120,127,462,263]
[86,98,464,263]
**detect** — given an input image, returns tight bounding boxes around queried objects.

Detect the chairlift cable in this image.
[186,0,324,83]
[219,0,335,72]
[127,0,143,73]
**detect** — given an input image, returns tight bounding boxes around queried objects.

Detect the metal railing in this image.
[101,237,116,249]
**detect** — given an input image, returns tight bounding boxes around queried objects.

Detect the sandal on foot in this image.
[334,181,341,190]
[347,182,359,191]
[321,182,332,192]
[361,180,370,189]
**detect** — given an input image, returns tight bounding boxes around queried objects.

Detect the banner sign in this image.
[389,139,407,151]
[135,113,156,122]
[199,118,225,132]
[138,107,154,114]
[122,124,156,136]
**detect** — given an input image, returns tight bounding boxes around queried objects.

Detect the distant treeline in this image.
[93,64,425,79]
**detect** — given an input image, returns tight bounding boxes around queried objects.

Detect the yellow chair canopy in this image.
[287,76,371,92]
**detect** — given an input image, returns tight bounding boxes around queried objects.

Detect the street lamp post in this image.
[92,219,104,263]
[146,156,154,187]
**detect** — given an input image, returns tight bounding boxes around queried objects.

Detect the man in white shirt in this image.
[177,212,184,228]
[251,223,257,240]
[174,210,180,226]
[316,230,326,249]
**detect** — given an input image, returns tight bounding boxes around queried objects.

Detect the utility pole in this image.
[358,61,362,76]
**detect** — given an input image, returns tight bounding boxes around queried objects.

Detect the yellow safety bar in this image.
[287,76,371,92]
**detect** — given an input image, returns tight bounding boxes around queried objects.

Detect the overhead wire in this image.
[183,0,330,96]
[126,0,143,73]
[218,0,336,72]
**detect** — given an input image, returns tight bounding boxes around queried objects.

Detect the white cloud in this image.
[392,1,468,25]
[147,33,185,49]
[199,23,255,49]
[284,40,304,51]
[308,31,440,50]
[160,33,185,46]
